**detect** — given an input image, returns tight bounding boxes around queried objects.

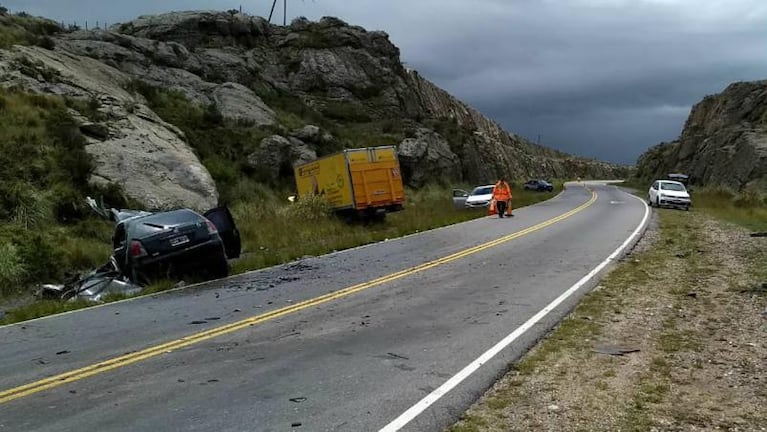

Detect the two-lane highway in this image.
[0,182,648,431]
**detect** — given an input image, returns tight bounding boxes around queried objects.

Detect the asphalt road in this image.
[0,182,648,432]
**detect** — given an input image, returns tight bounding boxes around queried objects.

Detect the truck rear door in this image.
[346,147,405,210]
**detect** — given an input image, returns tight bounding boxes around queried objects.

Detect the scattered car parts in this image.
[39,198,242,303]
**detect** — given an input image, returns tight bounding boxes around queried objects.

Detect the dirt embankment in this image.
[450,210,767,432]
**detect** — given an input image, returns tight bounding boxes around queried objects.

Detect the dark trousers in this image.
[496,200,507,217]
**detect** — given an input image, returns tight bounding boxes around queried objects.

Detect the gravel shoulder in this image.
[448,208,767,432]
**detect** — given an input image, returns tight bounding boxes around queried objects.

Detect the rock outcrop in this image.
[0,10,629,209]
[636,80,767,190]
[0,45,218,211]
[398,128,461,187]
[247,134,317,180]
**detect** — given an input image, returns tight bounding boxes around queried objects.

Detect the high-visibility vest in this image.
[493,181,511,201]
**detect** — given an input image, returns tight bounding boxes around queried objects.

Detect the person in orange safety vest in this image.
[492,178,513,218]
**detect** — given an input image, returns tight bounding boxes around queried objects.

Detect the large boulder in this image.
[87,105,218,211]
[247,135,317,180]
[289,125,337,147]
[397,128,461,187]
[210,82,275,126]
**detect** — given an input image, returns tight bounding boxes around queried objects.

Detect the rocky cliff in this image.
[0,10,628,209]
[636,80,767,190]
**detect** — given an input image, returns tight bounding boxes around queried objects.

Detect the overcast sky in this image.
[4,0,767,163]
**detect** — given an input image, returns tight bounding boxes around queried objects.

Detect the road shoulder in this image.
[448,209,767,431]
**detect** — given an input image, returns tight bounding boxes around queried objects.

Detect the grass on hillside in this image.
[0,87,125,298]
[690,187,767,231]
[0,11,60,49]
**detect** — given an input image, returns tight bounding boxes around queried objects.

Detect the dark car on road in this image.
[523,179,554,192]
[111,207,241,285]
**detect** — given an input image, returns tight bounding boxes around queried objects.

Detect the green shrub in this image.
[733,188,765,208]
[0,243,26,296]
[0,13,61,49]
[59,234,112,271]
[278,194,332,221]
[322,101,372,122]
[9,188,53,229]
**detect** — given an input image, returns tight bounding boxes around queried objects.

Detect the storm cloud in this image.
[5,0,767,163]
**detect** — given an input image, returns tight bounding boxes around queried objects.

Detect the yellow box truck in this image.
[294,146,405,217]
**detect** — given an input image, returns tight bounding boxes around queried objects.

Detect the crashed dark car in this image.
[113,208,238,284]
[41,200,241,302]
[100,200,242,282]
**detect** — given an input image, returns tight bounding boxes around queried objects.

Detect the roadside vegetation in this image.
[228,184,559,274]
[449,194,766,431]
[0,87,126,301]
[623,179,767,231]
[0,7,60,49]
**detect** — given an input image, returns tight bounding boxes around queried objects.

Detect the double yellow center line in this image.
[0,190,597,405]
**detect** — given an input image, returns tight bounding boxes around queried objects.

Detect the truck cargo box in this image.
[294,146,405,216]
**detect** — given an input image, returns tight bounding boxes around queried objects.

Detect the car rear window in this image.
[130,210,203,237]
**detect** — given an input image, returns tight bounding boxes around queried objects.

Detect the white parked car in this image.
[648,180,691,210]
[464,184,496,208]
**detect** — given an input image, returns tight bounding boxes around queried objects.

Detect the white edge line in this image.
[378,187,650,432]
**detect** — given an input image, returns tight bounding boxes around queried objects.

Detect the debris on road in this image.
[592,344,640,356]
[38,257,142,303]
[386,352,410,360]
[289,397,307,403]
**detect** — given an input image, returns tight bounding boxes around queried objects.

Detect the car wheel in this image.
[210,254,229,279]
[685,205,690,212]
[656,197,661,208]
[648,196,653,207]
[130,266,152,286]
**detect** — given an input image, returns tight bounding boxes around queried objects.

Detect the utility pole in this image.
[537,134,541,146]
[283,0,287,26]
[268,0,277,23]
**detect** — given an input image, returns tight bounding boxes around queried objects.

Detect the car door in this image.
[203,206,242,259]
[649,182,659,202]
[112,222,128,272]
[452,189,469,209]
